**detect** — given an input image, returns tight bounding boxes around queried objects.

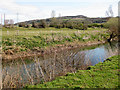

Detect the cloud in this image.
[15,0,119,3]
[0,0,118,22]
[0,0,39,14]
[0,0,44,22]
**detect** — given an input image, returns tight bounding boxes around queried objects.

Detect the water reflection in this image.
[2,42,118,88]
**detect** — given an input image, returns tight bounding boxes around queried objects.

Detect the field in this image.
[25,55,119,88]
[2,27,109,54]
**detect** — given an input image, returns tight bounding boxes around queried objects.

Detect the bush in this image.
[88,23,104,28]
[19,22,26,27]
[49,20,88,30]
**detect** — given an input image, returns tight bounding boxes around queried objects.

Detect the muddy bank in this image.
[2,40,106,62]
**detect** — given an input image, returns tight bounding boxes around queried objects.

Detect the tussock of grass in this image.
[25,55,119,88]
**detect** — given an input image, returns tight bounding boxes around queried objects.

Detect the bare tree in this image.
[51,10,56,18]
[50,10,57,27]
[105,5,114,17]
[57,13,62,28]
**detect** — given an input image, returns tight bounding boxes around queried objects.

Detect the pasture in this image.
[2,27,109,53]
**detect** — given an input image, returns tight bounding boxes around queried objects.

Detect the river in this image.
[2,41,118,88]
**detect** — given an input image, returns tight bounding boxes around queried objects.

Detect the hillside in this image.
[16,15,108,25]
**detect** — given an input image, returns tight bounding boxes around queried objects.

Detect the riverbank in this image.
[2,27,110,61]
[25,55,119,88]
[3,40,107,61]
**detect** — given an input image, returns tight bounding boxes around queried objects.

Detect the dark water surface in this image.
[2,41,118,88]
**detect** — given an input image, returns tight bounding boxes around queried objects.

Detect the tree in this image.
[19,22,26,27]
[105,5,118,42]
[105,18,118,42]
[56,13,62,29]
[51,10,56,18]
[32,22,39,28]
[40,20,47,28]
[105,5,114,17]
[50,10,57,27]
[32,22,36,28]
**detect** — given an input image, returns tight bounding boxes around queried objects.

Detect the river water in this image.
[2,41,118,88]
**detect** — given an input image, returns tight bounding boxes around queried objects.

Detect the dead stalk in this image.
[20,57,34,85]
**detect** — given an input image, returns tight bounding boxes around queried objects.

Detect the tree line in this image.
[18,18,105,30]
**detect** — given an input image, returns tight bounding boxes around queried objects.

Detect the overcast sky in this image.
[0,0,119,23]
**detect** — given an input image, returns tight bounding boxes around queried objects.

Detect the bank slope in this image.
[25,55,119,88]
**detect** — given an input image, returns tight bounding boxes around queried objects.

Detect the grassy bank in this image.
[25,55,119,88]
[2,27,109,54]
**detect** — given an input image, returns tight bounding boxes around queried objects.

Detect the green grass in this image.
[25,55,119,88]
[2,27,109,52]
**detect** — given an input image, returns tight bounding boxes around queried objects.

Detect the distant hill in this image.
[59,15,87,19]
[16,15,109,25]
